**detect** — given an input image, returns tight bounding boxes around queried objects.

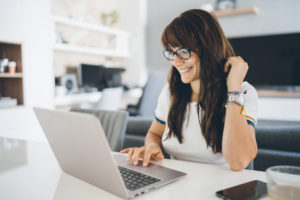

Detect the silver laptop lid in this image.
[33,107,128,199]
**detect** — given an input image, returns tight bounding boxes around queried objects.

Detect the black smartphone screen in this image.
[216,180,267,200]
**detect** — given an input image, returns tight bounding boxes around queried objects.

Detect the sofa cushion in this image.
[254,149,300,171]
[256,120,300,152]
[126,117,153,136]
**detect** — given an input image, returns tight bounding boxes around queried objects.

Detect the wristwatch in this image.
[227,92,245,106]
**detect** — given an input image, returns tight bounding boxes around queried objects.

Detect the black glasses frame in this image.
[163,47,191,61]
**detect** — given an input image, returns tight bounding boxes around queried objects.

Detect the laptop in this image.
[33,107,186,199]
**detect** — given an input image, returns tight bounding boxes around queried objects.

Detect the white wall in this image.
[22,0,54,108]
[0,0,54,138]
[145,0,300,121]
[117,0,148,86]
[0,0,24,43]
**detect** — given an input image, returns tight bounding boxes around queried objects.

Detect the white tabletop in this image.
[0,136,268,200]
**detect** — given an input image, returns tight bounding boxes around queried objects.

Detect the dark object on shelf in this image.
[229,32,300,90]
[55,73,78,93]
[215,0,236,10]
[78,64,125,91]
[0,58,9,73]
[56,31,68,44]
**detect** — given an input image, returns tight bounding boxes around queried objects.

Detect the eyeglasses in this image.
[163,47,191,61]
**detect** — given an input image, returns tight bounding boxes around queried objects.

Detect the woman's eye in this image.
[179,49,188,54]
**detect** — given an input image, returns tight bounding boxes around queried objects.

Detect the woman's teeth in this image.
[180,67,193,73]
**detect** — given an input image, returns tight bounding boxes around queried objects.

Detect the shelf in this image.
[0,73,23,78]
[0,42,24,105]
[52,16,129,37]
[53,43,130,58]
[212,7,259,17]
[258,90,300,98]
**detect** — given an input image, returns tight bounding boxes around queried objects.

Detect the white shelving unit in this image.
[52,16,130,58]
[53,43,129,58]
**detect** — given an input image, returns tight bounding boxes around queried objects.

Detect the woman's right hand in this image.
[120,144,164,167]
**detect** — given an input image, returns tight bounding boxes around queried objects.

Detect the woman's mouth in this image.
[179,66,193,74]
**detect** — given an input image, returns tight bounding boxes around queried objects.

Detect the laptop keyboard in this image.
[118,166,161,191]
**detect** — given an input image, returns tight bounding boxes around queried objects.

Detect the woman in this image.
[121,9,258,171]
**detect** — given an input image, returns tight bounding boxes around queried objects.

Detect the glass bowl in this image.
[266,165,300,200]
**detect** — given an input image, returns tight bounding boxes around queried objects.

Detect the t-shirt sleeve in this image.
[242,81,258,128]
[154,84,170,125]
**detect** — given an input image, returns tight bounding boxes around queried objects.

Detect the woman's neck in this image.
[190,79,200,102]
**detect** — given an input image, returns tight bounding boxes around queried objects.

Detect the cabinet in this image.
[0,42,24,106]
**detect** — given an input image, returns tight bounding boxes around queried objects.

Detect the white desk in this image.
[0,136,268,200]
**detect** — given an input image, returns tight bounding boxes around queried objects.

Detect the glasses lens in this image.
[177,48,190,60]
[163,50,174,61]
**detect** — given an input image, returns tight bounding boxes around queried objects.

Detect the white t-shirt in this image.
[154,82,258,166]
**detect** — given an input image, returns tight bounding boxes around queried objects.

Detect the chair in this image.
[127,72,166,117]
[71,108,129,152]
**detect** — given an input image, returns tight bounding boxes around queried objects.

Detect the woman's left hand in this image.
[224,56,249,91]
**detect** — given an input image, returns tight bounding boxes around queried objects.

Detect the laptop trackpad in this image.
[114,154,158,172]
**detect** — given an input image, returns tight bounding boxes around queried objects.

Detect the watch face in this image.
[239,94,245,105]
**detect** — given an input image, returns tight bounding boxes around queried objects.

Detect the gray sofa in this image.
[254,120,300,171]
[123,118,300,171]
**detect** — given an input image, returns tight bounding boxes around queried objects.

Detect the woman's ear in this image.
[221,58,230,77]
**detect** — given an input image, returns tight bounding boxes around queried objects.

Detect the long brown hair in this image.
[161,9,235,153]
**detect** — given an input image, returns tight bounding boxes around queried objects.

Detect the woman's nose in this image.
[172,55,185,67]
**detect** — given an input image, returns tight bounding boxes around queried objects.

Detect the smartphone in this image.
[216,180,267,200]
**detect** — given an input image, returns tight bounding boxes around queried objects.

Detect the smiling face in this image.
[170,47,201,84]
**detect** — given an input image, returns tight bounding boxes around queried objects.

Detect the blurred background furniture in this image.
[71,108,128,151]
[123,117,152,149]
[126,72,166,117]
[123,118,300,171]
[80,87,124,110]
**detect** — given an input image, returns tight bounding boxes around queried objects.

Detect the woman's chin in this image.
[180,77,192,84]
